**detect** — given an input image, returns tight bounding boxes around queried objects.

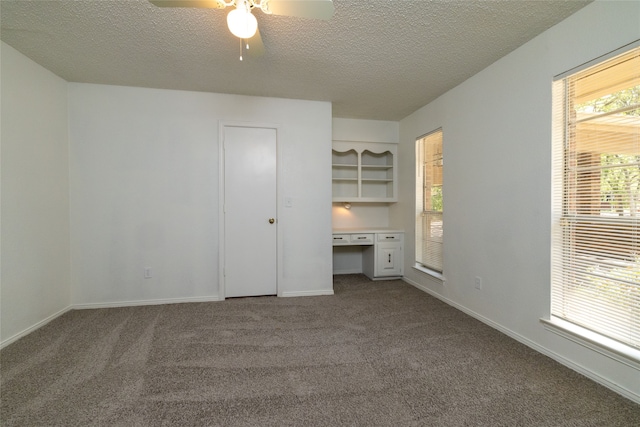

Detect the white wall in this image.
[1,42,71,345]
[394,1,640,401]
[332,118,399,143]
[68,84,333,305]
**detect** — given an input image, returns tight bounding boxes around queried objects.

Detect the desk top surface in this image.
[332,228,404,234]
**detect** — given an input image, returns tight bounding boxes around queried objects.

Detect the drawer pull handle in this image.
[333,237,344,240]
[385,236,394,239]
[357,237,367,239]
[388,254,392,262]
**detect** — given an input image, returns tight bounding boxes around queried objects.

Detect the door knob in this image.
[268,218,275,224]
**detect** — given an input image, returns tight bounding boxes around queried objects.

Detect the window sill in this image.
[413,263,445,283]
[540,316,640,370]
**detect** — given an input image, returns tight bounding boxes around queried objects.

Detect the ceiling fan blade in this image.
[262,0,334,20]
[247,28,265,57]
[149,0,225,8]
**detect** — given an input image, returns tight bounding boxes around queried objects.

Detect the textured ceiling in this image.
[0,0,592,120]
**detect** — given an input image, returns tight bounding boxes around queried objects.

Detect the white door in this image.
[223,126,277,297]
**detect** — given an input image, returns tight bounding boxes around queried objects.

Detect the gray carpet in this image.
[1,274,639,426]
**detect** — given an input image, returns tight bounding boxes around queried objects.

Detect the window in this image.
[416,129,443,273]
[551,45,640,353]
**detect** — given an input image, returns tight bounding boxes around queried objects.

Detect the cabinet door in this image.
[375,242,402,277]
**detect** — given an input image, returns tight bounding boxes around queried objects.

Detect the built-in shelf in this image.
[332,141,398,202]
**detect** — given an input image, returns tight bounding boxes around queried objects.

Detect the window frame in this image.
[547,42,640,366]
[415,129,444,278]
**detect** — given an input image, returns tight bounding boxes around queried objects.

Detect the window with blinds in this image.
[416,129,443,272]
[551,45,640,351]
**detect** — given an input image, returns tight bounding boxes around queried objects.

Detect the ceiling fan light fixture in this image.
[227,6,258,39]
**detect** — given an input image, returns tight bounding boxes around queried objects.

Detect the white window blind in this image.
[416,130,443,272]
[551,46,640,351]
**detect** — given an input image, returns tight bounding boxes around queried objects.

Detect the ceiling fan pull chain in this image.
[239,38,243,61]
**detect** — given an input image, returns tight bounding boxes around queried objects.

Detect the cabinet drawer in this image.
[350,234,374,245]
[377,233,402,242]
[332,234,351,245]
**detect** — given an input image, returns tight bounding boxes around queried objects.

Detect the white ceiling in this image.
[0,0,591,121]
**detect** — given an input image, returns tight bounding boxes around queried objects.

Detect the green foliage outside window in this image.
[431,185,443,212]
[577,85,640,217]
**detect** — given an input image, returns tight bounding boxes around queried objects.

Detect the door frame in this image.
[218,121,283,299]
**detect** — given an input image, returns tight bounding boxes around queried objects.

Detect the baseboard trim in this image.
[72,295,224,310]
[0,305,72,349]
[402,277,640,405]
[280,289,334,297]
[333,269,362,275]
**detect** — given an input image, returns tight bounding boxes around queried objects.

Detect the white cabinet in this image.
[363,233,403,280]
[374,243,402,276]
[332,141,398,202]
[332,230,403,280]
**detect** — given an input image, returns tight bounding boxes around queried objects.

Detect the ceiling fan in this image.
[149,0,334,59]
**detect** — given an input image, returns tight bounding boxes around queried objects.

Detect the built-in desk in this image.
[332,228,404,280]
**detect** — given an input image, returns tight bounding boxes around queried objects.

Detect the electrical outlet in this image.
[144,267,152,279]
[474,276,482,290]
